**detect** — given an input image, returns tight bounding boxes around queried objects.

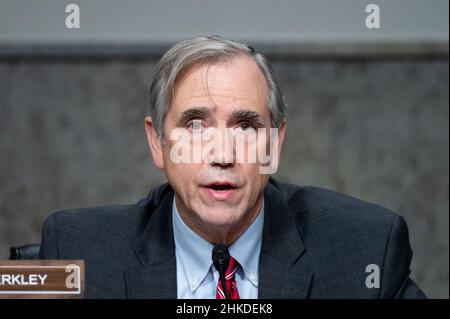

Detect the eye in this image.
[187,120,204,131]
[238,121,256,132]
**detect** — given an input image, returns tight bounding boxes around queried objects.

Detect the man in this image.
[39,35,426,299]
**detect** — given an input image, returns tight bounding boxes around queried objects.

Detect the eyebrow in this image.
[230,110,265,126]
[175,106,265,126]
[176,106,212,127]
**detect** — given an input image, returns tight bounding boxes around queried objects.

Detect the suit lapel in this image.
[124,185,178,298]
[123,180,314,299]
[258,180,314,299]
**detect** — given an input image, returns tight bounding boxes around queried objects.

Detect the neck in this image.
[175,196,263,246]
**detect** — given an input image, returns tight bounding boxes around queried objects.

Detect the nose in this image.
[212,161,234,169]
[210,128,235,169]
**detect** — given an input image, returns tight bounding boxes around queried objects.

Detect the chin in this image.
[199,210,239,228]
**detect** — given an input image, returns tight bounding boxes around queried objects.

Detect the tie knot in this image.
[225,256,239,280]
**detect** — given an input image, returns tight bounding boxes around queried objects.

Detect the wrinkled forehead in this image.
[170,57,269,117]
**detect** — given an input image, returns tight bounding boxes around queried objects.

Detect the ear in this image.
[144,116,164,170]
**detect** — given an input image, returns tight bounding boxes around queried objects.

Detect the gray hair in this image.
[148,35,286,138]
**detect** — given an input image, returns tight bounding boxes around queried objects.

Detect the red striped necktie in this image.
[216,256,240,299]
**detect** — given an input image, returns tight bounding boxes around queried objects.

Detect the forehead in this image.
[170,56,269,117]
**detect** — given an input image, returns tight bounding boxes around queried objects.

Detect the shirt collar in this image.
[172,198,264,292]
[229,202,264,287]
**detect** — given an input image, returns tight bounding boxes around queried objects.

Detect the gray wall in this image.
[1,0,448,44]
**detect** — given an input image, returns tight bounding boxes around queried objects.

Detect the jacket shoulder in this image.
[50,203,142,236]
[271,179,416,298]
[39,184,170,259]
[40,202,146,263]
[42,183,170,240]
[272,179,399,227]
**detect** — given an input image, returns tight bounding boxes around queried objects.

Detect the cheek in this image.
[167,162,195,177]
[164,157,201,189]
[240,164,268,187]
[239,169,268,207]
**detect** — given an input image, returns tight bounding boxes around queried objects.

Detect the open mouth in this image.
[202,181,239,200]
[206,183,237,192]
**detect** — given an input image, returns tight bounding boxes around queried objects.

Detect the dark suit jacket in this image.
[39,178,426,298]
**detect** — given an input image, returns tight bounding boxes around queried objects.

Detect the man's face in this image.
[146,55,285,240]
